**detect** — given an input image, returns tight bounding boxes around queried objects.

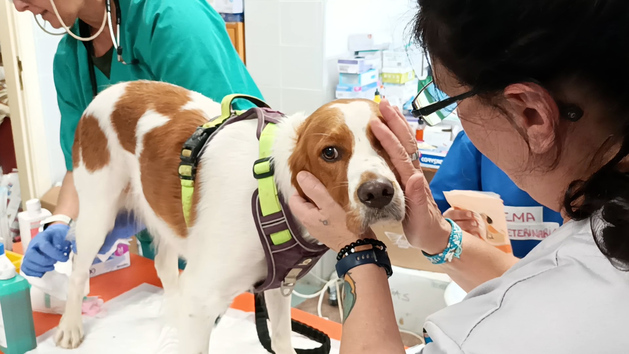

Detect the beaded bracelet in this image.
[421,219,463,265]
[336,238,387,261]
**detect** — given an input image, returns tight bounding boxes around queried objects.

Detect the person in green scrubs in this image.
[14,0,262,276]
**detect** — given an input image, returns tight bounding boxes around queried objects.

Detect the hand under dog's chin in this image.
[346,203,405,236]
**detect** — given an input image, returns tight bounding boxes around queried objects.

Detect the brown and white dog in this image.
[56,81,405,353]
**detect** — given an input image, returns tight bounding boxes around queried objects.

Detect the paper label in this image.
[508,222,560,241]
[0,303,6,347]
[504,206,544,223]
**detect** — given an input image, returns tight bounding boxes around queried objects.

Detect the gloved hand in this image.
[90,212,146,255]
[21,224,71,278]
[22,212,146,278]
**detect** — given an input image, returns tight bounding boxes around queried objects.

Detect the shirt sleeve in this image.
[429,131,482,213]
[54,50,84,172]
[139,2,263,109]
[416,322,464,354]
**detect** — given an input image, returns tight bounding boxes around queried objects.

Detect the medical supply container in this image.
[17,199,51,250]
[0,243,37,354]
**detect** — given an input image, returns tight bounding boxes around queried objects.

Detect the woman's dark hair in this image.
[414,0,629,268]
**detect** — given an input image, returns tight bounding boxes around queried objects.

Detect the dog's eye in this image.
[321,147,340,162]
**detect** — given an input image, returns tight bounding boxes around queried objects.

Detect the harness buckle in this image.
[253,157,274,179]
[280,268,302,297]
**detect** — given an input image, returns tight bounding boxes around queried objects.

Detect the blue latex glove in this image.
[21,224,71,278]
[21,212,146,278]
[72,212,146,255]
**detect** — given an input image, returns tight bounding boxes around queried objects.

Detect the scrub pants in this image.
[135,230,187,270]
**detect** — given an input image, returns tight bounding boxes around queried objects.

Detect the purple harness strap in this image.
[204,107,328,294]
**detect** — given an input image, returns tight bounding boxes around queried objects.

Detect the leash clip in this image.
[280,268,302,297]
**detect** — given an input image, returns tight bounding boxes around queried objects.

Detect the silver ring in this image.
[409,151,420,161]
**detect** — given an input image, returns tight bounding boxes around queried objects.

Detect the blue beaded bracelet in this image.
[421,219,463,265]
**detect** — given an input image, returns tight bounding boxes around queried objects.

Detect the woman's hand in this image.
[443,208,486,239]
[370,100,451,254]
[289,172,366,253]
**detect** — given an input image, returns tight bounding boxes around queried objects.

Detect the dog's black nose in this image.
[357,180,394,209]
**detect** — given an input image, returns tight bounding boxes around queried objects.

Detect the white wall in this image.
[30,18,65,185]
[245,0,421,115]
[324,0,420,100]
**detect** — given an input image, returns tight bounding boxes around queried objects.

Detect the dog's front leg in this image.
[178,270,231,354]
[264,288,297,354]
[55,206,113,348]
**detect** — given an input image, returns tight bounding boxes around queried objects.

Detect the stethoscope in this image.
[34,0,136,97]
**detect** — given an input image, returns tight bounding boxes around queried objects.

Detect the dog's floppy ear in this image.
[288,119,313,200]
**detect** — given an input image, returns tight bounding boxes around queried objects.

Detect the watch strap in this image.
[336,248,393,279]
[42,214,73,230]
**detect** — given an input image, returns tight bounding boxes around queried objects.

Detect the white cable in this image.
[106,2,117,50]
[33,14,65,36]
[49,0,108,42]
[399,329,424,342]
[292,278,337,299]
[316,281,328,319]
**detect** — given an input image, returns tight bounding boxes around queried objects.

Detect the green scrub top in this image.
[53,0,263,171]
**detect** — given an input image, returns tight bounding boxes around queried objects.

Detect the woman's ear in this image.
[503,83,560,154]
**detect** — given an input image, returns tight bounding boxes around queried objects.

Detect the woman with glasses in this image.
[14,0,261,282]
[290,0,629,352]
[430,130,564,259]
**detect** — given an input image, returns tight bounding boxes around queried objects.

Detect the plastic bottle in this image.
[0,243,37,354]
[17,199,51,250]
[415,118,427,142]
[374,86,382,103]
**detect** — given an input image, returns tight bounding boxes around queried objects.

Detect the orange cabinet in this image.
[225,22,246,64]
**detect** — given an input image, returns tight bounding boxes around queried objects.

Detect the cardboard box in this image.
[419,148,448,169]
[339,69,379,87]
[89,240,131,277]
[40,186,61,212]
[336,82,378,99]
[337,58,373,74]
[383,79,419,102]
[381,68,416,84]
[355,50,383,71]
[383,50,412,68]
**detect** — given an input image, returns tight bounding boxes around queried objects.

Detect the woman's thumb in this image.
[405,172,428,206]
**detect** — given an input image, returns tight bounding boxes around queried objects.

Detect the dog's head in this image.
[289,99,405,234]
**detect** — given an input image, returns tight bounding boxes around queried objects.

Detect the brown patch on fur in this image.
[78,115,110,172]
[72,119,83,169]
[139,109,208,238]
[112,81,192,154]
[289,102,354,210]
[346,209,363,235]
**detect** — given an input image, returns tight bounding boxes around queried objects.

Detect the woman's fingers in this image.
[370,119,417,187]
[443,208,475,222]
[453,221,482,238]
[289,192,319,222]
[295,171,337,211]
[379,100,420,168]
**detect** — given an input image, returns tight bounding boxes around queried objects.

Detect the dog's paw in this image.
[54,314,84,349]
